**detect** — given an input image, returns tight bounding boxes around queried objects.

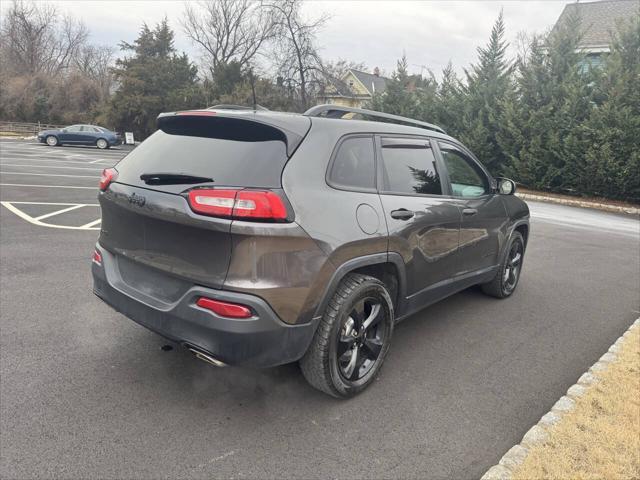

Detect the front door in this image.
[377,136,461,303]
[59,125,83,143]
[437,141,508,275]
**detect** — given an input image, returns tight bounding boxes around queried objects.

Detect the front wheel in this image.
[300,273,394,398]
[45,135,58,146]
[96,138,109,149]
[481,231,525,298]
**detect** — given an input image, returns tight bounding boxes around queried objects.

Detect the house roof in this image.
[348,69,389,96]
[552,0,639,49]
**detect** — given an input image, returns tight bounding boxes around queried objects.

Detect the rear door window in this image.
[114,117,290,193]
[328,136,376,191]
[379,138,442,196]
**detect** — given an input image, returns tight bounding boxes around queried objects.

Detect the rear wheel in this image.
[96,138,108,149]
[481,231,524,298]
[300,273,394,398]
[45,135,58,146]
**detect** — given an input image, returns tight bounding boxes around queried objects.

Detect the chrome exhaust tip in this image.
[187,346,227,367]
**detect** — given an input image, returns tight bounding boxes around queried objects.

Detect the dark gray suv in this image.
[92,105,529,398]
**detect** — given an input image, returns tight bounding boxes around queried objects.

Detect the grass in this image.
[512,324,640,480]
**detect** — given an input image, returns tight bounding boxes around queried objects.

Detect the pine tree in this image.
[434,61,463,136]
[107,20,204,138]
[460,11,513,175]
[500,11,596,193]
[581,15,640,200]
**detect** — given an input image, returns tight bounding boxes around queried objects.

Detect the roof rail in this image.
[303,104,446,134]
[207,104,269,111]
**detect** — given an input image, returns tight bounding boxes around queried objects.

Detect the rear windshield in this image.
[115,127,288,190]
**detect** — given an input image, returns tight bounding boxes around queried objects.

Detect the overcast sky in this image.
[9,0,570,77]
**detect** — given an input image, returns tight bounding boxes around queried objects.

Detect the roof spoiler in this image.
[157,110,310,157]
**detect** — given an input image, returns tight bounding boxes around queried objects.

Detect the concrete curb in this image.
[516,192,640,216]
[481,316,640,480]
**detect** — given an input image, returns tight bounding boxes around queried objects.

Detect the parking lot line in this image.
[80,218,102,228]
[0,163,104,171]
[7,201,99,206]
[1,157,117,167]
[35,204,85,221]
[1,201,101,230]
[0,171,99,178]
[0,183,96,189]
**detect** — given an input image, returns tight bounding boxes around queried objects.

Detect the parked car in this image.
[92,105,530,398]
[38,124,121,149]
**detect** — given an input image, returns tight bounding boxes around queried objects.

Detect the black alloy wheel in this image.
[336,297,388,382]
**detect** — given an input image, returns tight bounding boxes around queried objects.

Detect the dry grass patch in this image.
[512,325,640,480]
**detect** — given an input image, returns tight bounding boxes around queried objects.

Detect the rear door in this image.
[78,125,97,145]
[436,141,507,275]
[99,112,308,293]
[376,136,461,299]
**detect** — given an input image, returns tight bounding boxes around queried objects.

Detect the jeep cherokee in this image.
[92,105,530,398]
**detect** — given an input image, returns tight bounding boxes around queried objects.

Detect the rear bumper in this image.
[92,246,316,367]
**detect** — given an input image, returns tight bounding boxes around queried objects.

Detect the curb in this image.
[516,192,640,216]
[481,316,640,480]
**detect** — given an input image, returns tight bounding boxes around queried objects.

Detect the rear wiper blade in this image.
[140,173,214,185]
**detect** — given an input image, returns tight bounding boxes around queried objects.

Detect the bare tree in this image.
[265,0,328,108]
[0,0,88,76]
[74,44,116,100]
[182,0,276,76]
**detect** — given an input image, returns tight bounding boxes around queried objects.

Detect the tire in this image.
[481,231,525,298]
[45,135,58,147]
[96,138,108,149]
[300,273,394,398]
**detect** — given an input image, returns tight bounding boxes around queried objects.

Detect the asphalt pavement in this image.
[1,138,638,479]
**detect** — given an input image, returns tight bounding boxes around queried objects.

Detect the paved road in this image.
[1,139,638,479]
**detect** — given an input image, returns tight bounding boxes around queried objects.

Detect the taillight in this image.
[196,297,253,319]
[187,189,287,221]
[92,249,102,266]
[99,168,117,191]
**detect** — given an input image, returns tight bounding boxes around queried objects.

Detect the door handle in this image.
[390,209,415,220]
[462,208,478,216]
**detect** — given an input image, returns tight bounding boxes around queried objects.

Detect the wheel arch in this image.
[312,253,407,322]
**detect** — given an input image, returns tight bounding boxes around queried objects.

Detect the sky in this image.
[4,0,570,77]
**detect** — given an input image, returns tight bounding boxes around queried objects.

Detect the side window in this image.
[439,144,489,197]
[67,125,82,132]
[328,136,375,191]
[380,139,442,195]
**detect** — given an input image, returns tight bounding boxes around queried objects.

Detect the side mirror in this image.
[497,178,516,195]
[61,128,68,133]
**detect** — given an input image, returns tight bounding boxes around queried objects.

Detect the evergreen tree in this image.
[460,11,513,175]
[369,54,418,118]
[107,20,204,138]
[581,15,640,200]
[500,11,596,193]
[434,61,463,136]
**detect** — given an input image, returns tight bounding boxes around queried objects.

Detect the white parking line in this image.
[35,204,85,221]
[80,218,102,228]
[0,171,99,178]
[0,183,96,189]
[0,156,116,166]
[1,201,101,230]
[0,163,104,171]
